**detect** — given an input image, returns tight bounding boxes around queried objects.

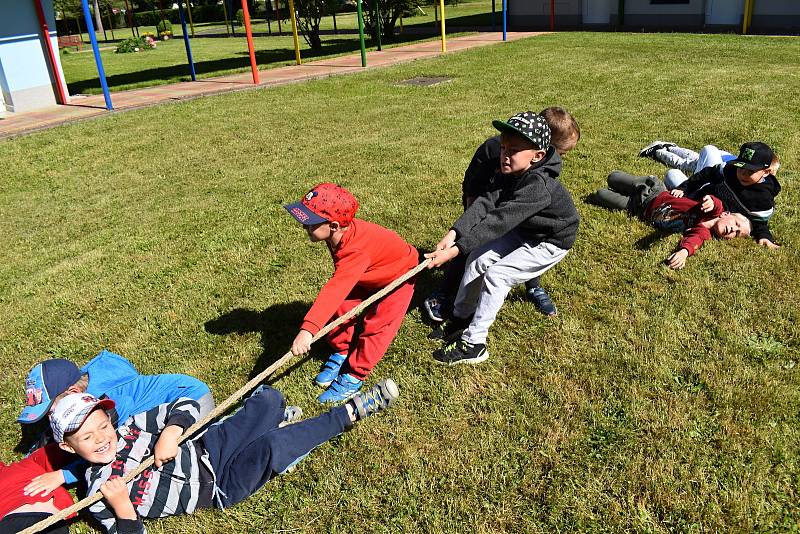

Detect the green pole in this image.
[374,0,381,50]
[356,0,367,67]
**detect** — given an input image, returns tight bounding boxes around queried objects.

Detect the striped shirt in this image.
[84,398,215,534]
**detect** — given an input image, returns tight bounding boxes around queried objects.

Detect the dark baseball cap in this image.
[492,111,551,150]
[19,359,83,423]
[730,142,774,171]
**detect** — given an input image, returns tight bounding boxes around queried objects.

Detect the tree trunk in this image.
[92,0,105,34]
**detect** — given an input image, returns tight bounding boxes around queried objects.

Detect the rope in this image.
[21,258,431,534]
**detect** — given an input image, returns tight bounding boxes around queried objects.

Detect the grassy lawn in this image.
[60,0,493,95]
[2,32,800,532]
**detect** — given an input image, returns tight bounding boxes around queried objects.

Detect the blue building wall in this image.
[0,0,68,112]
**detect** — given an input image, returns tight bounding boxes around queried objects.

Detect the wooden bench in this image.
[57,34,83,50]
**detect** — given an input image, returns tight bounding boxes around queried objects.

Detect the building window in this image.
[650,0,690,3]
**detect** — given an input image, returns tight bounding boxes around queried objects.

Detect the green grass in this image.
[2,32,800,532]
[60,0,494,95]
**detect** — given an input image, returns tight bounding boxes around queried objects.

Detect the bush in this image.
[115,35,156,53]
[236,9,245,26]
[156,19,173,34]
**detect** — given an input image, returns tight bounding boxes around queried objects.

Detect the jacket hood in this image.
[82,349,139,396]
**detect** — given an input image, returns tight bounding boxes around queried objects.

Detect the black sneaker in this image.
[433,339,489,365]
[639,140,676,159]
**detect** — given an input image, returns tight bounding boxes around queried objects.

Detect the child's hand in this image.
[291,329,313,356]
[670,189,684,198]
[758,238,781,250]
[100,477,137,520]
[154,425,182,468]
[425,246,459,268]
[24,470,65,497]
[700,195,715,212]
[666,249,689,270]
[434,230,457,251]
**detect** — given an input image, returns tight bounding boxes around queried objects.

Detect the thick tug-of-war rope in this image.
[21,258,431,534]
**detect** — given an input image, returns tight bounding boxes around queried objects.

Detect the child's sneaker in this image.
[423,293,448,322]
[639,141,676,159]
[278,405,303,427]
[527,286,557,316]
[433,339,489,365]
[437,314,473,344]
[314,352,347,388]
[318,373,363,404]
[348,378,399,421]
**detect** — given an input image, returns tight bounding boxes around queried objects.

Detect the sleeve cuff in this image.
[165,412,194,430]
[300,321,321,336]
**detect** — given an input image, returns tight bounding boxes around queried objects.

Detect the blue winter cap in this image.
[19,359,82,424]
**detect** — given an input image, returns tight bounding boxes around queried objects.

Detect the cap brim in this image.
[492,120,541,148]
[18,401,53,423]
[283,203,328,225]
[730,160,768,171]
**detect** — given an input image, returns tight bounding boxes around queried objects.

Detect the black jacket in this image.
[452,148,579,254]
[462,136,501,200]
[677,163,780,242]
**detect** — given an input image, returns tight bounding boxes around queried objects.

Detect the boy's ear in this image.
[530,148,547,164]
[329,221,341,231]
[66,385,82,394]
[58,441,76,454]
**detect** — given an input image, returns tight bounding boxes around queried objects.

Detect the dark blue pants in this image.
[200,385,351,508]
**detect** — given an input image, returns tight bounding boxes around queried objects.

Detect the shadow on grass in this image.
[634,229,669,250]
[204,301,325,383]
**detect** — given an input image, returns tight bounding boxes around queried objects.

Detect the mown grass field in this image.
[60,0,494,95]
[2,32,799,532]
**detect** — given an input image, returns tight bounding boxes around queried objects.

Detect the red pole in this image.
[241,1,259,84]
[33,0,68,105]
[550,0,554,31]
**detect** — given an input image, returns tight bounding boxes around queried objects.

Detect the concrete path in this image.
[0,32,543,140]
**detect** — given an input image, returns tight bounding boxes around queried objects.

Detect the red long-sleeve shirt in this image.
[301,219,418,334]
[0,443,76,519]
[643,192,724,256]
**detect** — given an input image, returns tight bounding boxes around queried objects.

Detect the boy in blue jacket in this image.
[18,350,214,496]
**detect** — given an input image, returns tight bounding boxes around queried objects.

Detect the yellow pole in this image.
[186,0,195,36]
[288,0,301,64]
[438,0,446,52]
[746,0,755,33]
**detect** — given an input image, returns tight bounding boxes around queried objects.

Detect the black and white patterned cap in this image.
[492,111,551,149]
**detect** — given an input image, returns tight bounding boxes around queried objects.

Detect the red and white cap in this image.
[49,393,115,443]
[283,183,359,226]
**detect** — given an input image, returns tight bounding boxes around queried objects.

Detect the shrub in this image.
[156,19,173,34]
[236,8,245,26]
[115,35,156,53]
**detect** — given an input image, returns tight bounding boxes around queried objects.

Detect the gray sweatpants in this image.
[453,230,569,345]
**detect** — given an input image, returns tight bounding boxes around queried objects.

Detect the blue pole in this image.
[80,0,113,110]
[177,0,196,81]
[502,0,506,41]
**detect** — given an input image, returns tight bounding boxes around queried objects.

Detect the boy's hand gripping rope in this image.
[21,258,431,534]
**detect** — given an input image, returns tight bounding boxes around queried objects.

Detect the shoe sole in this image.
[433,351,490,366]
[315,379,334,388]
[381,378,399,399]
[423,301,445,322]
[318,389,361,404]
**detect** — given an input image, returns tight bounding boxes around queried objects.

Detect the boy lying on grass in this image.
[0,443,74,534]
[19,352,214,501]
[50,379,398,534]
[589,171,751,269]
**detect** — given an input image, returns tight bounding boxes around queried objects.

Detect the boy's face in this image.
[304,221,336,242]
[500,133,546,176]
[736,167,769,187]
[59,408,117,465]
[712,212,750,240]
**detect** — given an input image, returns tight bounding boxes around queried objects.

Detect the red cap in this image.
[284,183,359,226]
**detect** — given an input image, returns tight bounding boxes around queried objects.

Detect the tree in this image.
[293,0,337,50]
[361,0,419,42]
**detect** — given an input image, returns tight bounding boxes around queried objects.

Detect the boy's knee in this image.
[250,385,286,411]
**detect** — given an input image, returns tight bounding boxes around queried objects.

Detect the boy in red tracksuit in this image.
[0,443,74,534]
[285,183,418,403]
[591,171,752,270]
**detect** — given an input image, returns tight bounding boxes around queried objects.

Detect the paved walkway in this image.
[0,32,543,140]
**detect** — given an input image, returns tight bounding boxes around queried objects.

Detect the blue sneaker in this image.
[315,352,347,388]
[318,373,363,404]
[278,405,303,428]
[527,286,557,316]
[423,293,448,322]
